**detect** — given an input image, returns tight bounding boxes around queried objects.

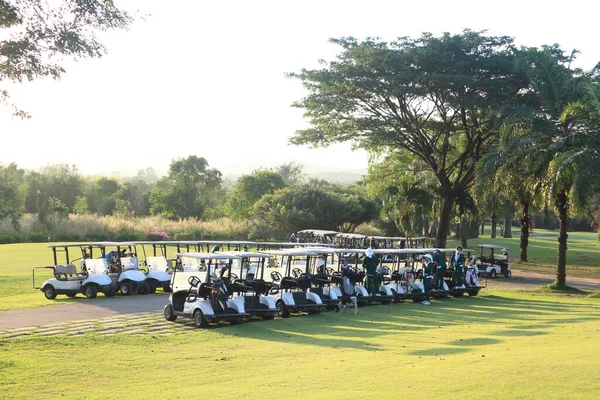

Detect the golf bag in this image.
[465,266,480,287]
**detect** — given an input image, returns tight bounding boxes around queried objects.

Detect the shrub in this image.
[54,232,79,242]
[0,233,20,244]
[116,231,141,241]
[28,231,48,243]
[146,231,170,241]
[87,231,111,241]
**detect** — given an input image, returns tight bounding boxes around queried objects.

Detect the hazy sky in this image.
[1,0,598,177]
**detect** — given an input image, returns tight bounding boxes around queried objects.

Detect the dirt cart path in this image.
[0,293,168,330]
[483,269,600,291]
[0,271,598,331]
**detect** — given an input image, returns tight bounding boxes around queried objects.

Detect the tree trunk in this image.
[555,191,568,288]
[491,194,497,238]
[470,218,480,238]
[480,221,485,235]
[436,193,454,248]
[503,199,513,238]
[519,200,530,262]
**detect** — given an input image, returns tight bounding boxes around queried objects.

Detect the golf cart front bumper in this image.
[206,312,251,322]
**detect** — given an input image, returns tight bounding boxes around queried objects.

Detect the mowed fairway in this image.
[1,290,600,399]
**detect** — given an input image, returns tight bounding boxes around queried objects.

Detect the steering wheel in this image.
[270,271,282,282]
[188,275,201,287]
[292,268,303,278]
[229,272,239,280]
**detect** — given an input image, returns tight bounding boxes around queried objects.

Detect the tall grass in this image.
[0,214,256,243]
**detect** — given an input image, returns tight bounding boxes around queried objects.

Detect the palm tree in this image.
[502,47,600,288]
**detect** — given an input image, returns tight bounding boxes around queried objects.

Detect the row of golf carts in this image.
[31,240,339,300]
[162,244,511,328]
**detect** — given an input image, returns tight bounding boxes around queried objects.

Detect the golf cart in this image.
[333,248,395,305]
[290,246,341,310]
[262,249,325,318]
[476,244,511,278]
[135,241,180,293]
[164,252,249,327]
[371,248,424,302]
[441,248,482,297]
[216,250,278,320]
[33,243,115,299]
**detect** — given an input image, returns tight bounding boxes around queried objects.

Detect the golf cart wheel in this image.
[453,290,464,298]
[490,269,497,279]
[119,282,133,296]
[84,285,98,299]
[66,293,77,298]
[412,297,420,303]
[164,304,177,322]
[147,281,156,294]
[277,301,290,318]
[44,286,57,300]
[262,315,275,321]
[468,289,479,297]
[104,287,116,297]
[504,270,512,278]
[138,282,150,295]
[193,310,208,328]
[229,317,244,325]
[162,285,171,293]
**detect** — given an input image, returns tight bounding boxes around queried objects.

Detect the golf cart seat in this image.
[55,265,83,281]
[280,276,299,290]
[242,279,266,295]
[197,283,212,299]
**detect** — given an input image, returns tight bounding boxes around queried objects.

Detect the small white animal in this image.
[335,296,358,315]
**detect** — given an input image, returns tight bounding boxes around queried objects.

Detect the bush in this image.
[86,231,111,241]
[0,233,21,244]
[28,231,48,243]
[145,231,170,241]
[116,231,140,241]
[54,232,80,242]
[173,230,202,240]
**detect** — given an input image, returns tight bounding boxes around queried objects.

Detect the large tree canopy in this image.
[0,0,133,117]
[290,30,528,247]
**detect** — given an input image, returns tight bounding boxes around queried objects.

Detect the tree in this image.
[23,164,83,213]
[0,162,24,228]
[225,170,287,220]
[274,162,304,185]
[0,0,133,117]
[289,31,528,247]
[148,156,222,220]
[87,177,121,215]
[73,196,90,215]
[499,47,600,287]
[253,183,372,234]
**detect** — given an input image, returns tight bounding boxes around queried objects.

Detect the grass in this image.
[448,226,600,279]
[0,290,599,399]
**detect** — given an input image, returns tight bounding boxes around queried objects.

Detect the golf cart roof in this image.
[294,242,336,248]
[300,247,338,254]
[329,248,365,254]
[133,240,200,245]
[372,248,429,254]
[297,229,338,236]
[174,252,242,260]
[335,232,366,239]
[261,249,319,257]
[48,243,100,248]
[479,244,508,250]
[215,251,269,259]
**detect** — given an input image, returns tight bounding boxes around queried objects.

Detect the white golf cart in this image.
[164,252,249,327]
[216,250,278,320]
[262,249,325,318]
[135,241,181,293]
[97,242,148,295]
[476,244,511,278]
[33,243,115,299]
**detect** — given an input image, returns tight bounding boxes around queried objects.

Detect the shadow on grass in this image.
[217,293,600,351]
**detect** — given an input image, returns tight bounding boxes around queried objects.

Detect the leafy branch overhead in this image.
[0,0,134,117]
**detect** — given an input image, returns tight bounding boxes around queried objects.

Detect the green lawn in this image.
[448,227,600,279]
[1,290,599,399]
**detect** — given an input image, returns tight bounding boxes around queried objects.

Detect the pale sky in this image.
[1,0,598,177]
